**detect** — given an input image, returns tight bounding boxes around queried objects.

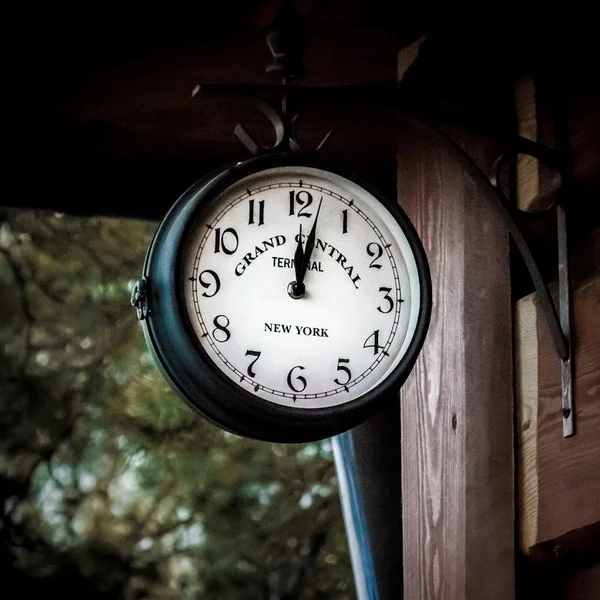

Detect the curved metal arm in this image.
[385,108,569,361]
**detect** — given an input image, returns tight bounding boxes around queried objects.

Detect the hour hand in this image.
[291,224,305,297]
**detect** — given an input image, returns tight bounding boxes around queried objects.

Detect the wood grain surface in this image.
[514,76,540,211]
[517,278,600,552]
[516,293,541,552]
[397,126,514,599]
[537,279,600,541]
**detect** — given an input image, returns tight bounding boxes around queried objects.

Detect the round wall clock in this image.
[134,154,431,442]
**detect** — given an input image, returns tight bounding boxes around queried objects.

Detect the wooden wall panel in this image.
[397,127,514,599]
[517,278,600,553]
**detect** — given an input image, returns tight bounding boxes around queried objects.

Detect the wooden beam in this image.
[516,277,600,555]
[514,76,541,211]
[397,35,427,82]
[397,126,514,599]
[513,76,600,215]
[517,528,600,600]
[559,562,600,600]
[515,291,540,552]
[40,24,403,122]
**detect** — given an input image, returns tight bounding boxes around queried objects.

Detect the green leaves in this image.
[0,209,355,599]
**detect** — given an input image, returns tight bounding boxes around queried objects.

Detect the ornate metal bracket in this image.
[190,0,575,438]
[232,99,332,155]
[234,99,300,155]
[192,0,332,156]
[493,138,573,437]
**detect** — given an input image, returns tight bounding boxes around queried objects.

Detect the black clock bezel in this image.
[141,153,431,442]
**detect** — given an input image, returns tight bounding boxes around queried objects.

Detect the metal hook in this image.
[232,98,334,155]
[234,99,287,155]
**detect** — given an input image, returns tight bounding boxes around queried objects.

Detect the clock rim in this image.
[141,153,431,442]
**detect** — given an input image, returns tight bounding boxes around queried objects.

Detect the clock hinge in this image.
[131,277,149,321]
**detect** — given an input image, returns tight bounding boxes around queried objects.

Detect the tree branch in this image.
[0,246,34,372]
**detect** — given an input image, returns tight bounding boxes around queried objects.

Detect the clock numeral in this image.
[214,227,239,255]
[197,269,221,297]
[248,199,265,226]
[363,330,382,355]
[366,242,383,269]
[377,286,394,314]
[212,315,231,343]
[334,358,352,386]
[286,365,307,393]
[289,190,313,218]
[245,350,261,378]
[342,209,348,234]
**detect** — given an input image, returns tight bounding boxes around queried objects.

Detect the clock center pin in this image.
[288,281,305,299]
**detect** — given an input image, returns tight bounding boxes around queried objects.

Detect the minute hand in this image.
[299,198,322,286]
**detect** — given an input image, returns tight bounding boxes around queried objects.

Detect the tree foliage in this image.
[0,209,355,600]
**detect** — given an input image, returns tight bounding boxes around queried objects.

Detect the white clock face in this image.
[180,165,421,409]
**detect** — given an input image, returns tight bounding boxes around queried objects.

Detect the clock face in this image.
[178,164,423,410]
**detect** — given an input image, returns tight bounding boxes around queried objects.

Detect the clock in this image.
[134,154,431,442]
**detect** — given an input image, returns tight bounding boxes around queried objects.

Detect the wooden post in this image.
[397,127,515,599]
